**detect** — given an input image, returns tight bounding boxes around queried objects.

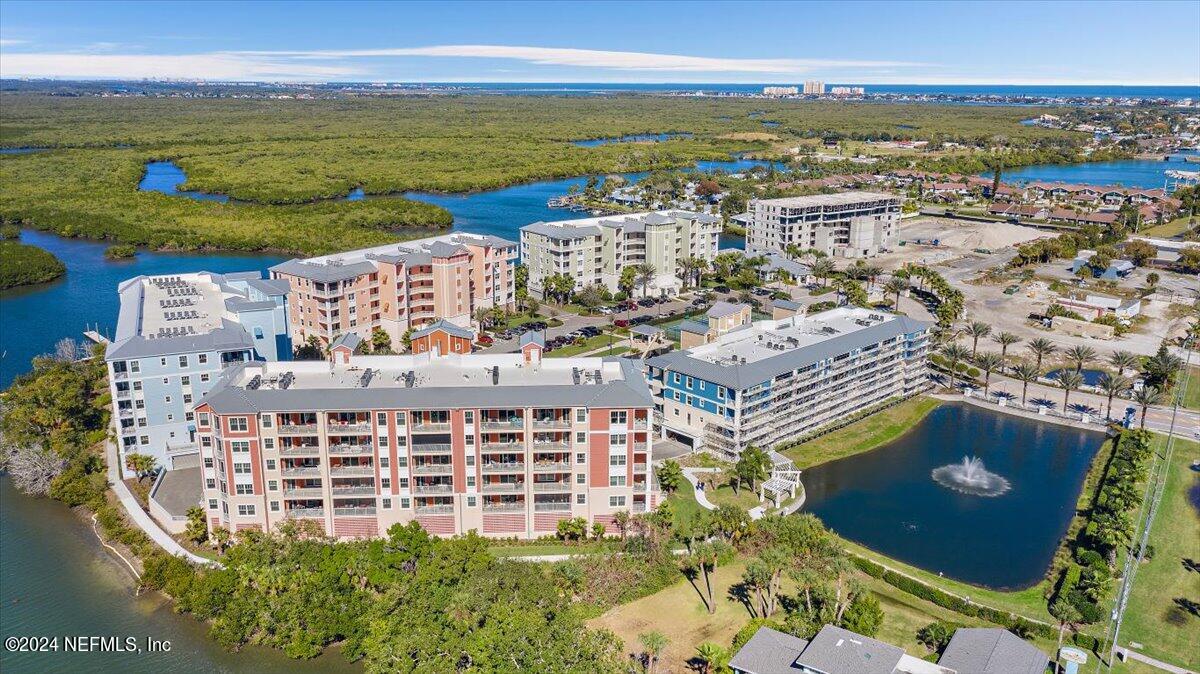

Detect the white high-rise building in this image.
[763,86,799,97]
[803,80,826,95]
[746,192,901,259]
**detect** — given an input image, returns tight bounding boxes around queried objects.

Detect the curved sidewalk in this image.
[105,440,221,568]
[681,467,719,511]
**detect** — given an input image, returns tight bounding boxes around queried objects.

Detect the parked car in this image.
[475,335,494,346]
[637,298,655,308]
[614,319,630,328]
[714,285,731,293]
[596,306,614,315]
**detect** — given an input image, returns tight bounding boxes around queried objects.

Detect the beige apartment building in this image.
[270,233,517,348]
[520,210,722,299]
[193,341,655,539]
[747,192,901,259]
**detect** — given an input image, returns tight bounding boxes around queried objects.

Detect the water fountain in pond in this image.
[931,456,1011,497]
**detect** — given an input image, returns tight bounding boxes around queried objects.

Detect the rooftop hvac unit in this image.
[246,375,262,391]
[279,372,295,390]
[359,369,375,388]
[492,366,500,386]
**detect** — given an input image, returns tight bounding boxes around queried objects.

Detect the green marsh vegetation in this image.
[0,225,66,289]
[1,94,1083,255]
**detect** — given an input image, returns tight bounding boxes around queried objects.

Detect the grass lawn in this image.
[780,396,942,469]
[666,478,709,531]
[546,332,623,357]
[1139,216,1196,239]
[1115,437,1200,670]
[706,483,764,511]
[1181,367,1200,411]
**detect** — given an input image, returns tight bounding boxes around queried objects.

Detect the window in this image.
[380,456,389,469]
[208,498,218,510]
[609,455,627,466]
[464,410,474,424]
[203,457,213,468]
[164,395,172,403]
[610,411,627,425]
[465,455,475,467]
[231,440,250,453]
[270,501,280,512]
[181,375,191,386]
[233,462,252,474]
[179,355,189,368]
[267,480,278,491]
[685,376,694,389]
[205,478,216,489]
[265,459,276,471]
[260,414,272,428]
[576,408,587,423]
[130,360,140,373]
[198,412,210,427]
[673,372,680,384]
[200,373,210,383]
[576,473,586,484]
[609,496,626,507]
[382,498,392,509]
[609,475,627,487]
[718,386,726,400]
[237,504,256,517]
[133,381,142,391]
[378,435,389,448]
[576,452,586,464]
[160,358,167,367]
[395,411,406,426]
[377,412,387,425]
[263,438,274,449]
[466,475,476,487]
[699,381,706,391]
[235,483,254,495]
[198,354,207,365]
[611,434,627,447]
[466,496,476,507]
[253,327,264,339]
[229,417,248,432]
[400,498,411,509]
[139,435,149,445]
[396,435,407,447]
[576,493,587,504]
[575,432,586,444]
[465,434,474,447]
[397,456,408,467]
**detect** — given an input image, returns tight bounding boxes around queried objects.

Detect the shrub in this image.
[104,244,137,259]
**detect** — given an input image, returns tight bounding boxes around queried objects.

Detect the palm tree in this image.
[883,276,908,310]
[635,263,657,298]
[941,343,971,390]
[695,643,729,674]
[1064,345,1097,373]
[991,331,1022,361]
[1057,370,1084,412]
[1012,362,1040,406]
[639,631,669,674]
[784,243,803,261]
[473,306,493,332]
[1108,350,1141,377]
[811,258,836,287]
[1097,373,1131,421]
[1026,337,1057,372]
[974,352,1005,398]
[965,321,991,357]
[864,264,883,291]
[1133,386,1162,429]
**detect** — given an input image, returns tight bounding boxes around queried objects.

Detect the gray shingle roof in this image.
[411,320,474,340]
[522,221,603,239]
[707,301,748,319]
[642,212,675,225]
[519,331,545,347]
[728,627,809,674]
[630,324,663,337]
[793,625,904,674]
[330,332,362,352]
[772,298,802,311]
[678,319,710,335]
[427,241,468,258]
[647,314,931,390]
[937,628,1048,674]
[269,259,377,283]
[107,321,255,360]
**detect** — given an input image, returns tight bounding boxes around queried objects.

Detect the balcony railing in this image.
[282,466,322,477]
[333,506,377,517]
[531,442,569,452]
[531,482,571,493]
[633,463,647,472]
[531,461,570,472]
[481,482,524,494]
[632,442,648,452]
[112,371,129,381]
[412,463,454,475]
[286,507,325,519]
[331,485,376,496]
[118,408,134,419]
[327,422,371,433]
[330,465,374,477]
[328,443,373,456]
[279,424,319,435]
[533,502,571,512]
[411,422,451,432]
[280,445,321,456]
[632,501,648,513]
[482,462,525,473]
[482,502,526,512]
[632,418,650,430]
[481,441,523,451]
[282,486,324,498]
[115,390,131,400]
[411,443,452,454]
[415,504,454,515]
[531,418,571,429]
[413,483,453,495]
[481,419,524,431]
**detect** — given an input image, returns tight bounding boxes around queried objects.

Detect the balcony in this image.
[411,421,451,433]
[412,463,454,475]
[282,466,322,477]
[532,481,571,493]
[481,482,524,494]
[331,485,376,496]
[115,390,131,400]
[632,501,648,513]
[632,442,648,452]
[482,462,525,473]
[328,443,373,456]
[112,370,129,381]
[286,507,325,519]
[481,419,524,431]
[531,418,571,429]
[533,501,572,512]
[330,465,374,477]
[333,506,377,517]
[282,486,324,498]
[279,424,319,435]
[531,461,570,472]
[633,463,647,472]
[632,418,650,430]
[481,441,523,451]
[279,445,321,456]
[118,408,134,419]
[531,442,569,452]
[327,422,371,434]
[411,443,452,454]
[482,502,526,512]
[415,504,454,515]
[413,483,453,495]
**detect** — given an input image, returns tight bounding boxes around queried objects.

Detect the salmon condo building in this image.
[194,336,655,539]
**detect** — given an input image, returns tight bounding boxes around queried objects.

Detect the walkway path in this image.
[1114,647,1198,674]
[681,467,718,511]
[104,439,219,568]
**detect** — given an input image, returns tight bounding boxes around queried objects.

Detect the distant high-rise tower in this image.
[803,80,826,95]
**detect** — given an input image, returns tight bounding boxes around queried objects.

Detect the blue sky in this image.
[1,1,1197,85]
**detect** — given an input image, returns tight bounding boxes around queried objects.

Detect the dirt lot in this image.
[870,216,1056,273]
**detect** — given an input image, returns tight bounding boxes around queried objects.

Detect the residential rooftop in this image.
[754,190,899,208]
[198,352,652,413]
[522,209,720,240]
[270,232,516,282]
[647,306,931,389]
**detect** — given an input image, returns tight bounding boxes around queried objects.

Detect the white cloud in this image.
[250,44,925,73]
[0,39,29,47]
[0,52,361,80]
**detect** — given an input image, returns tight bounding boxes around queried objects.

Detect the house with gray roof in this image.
[937,628,1049,674]
[106,270,292,476]
[647,306,931,457]
[519,210,722,300]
